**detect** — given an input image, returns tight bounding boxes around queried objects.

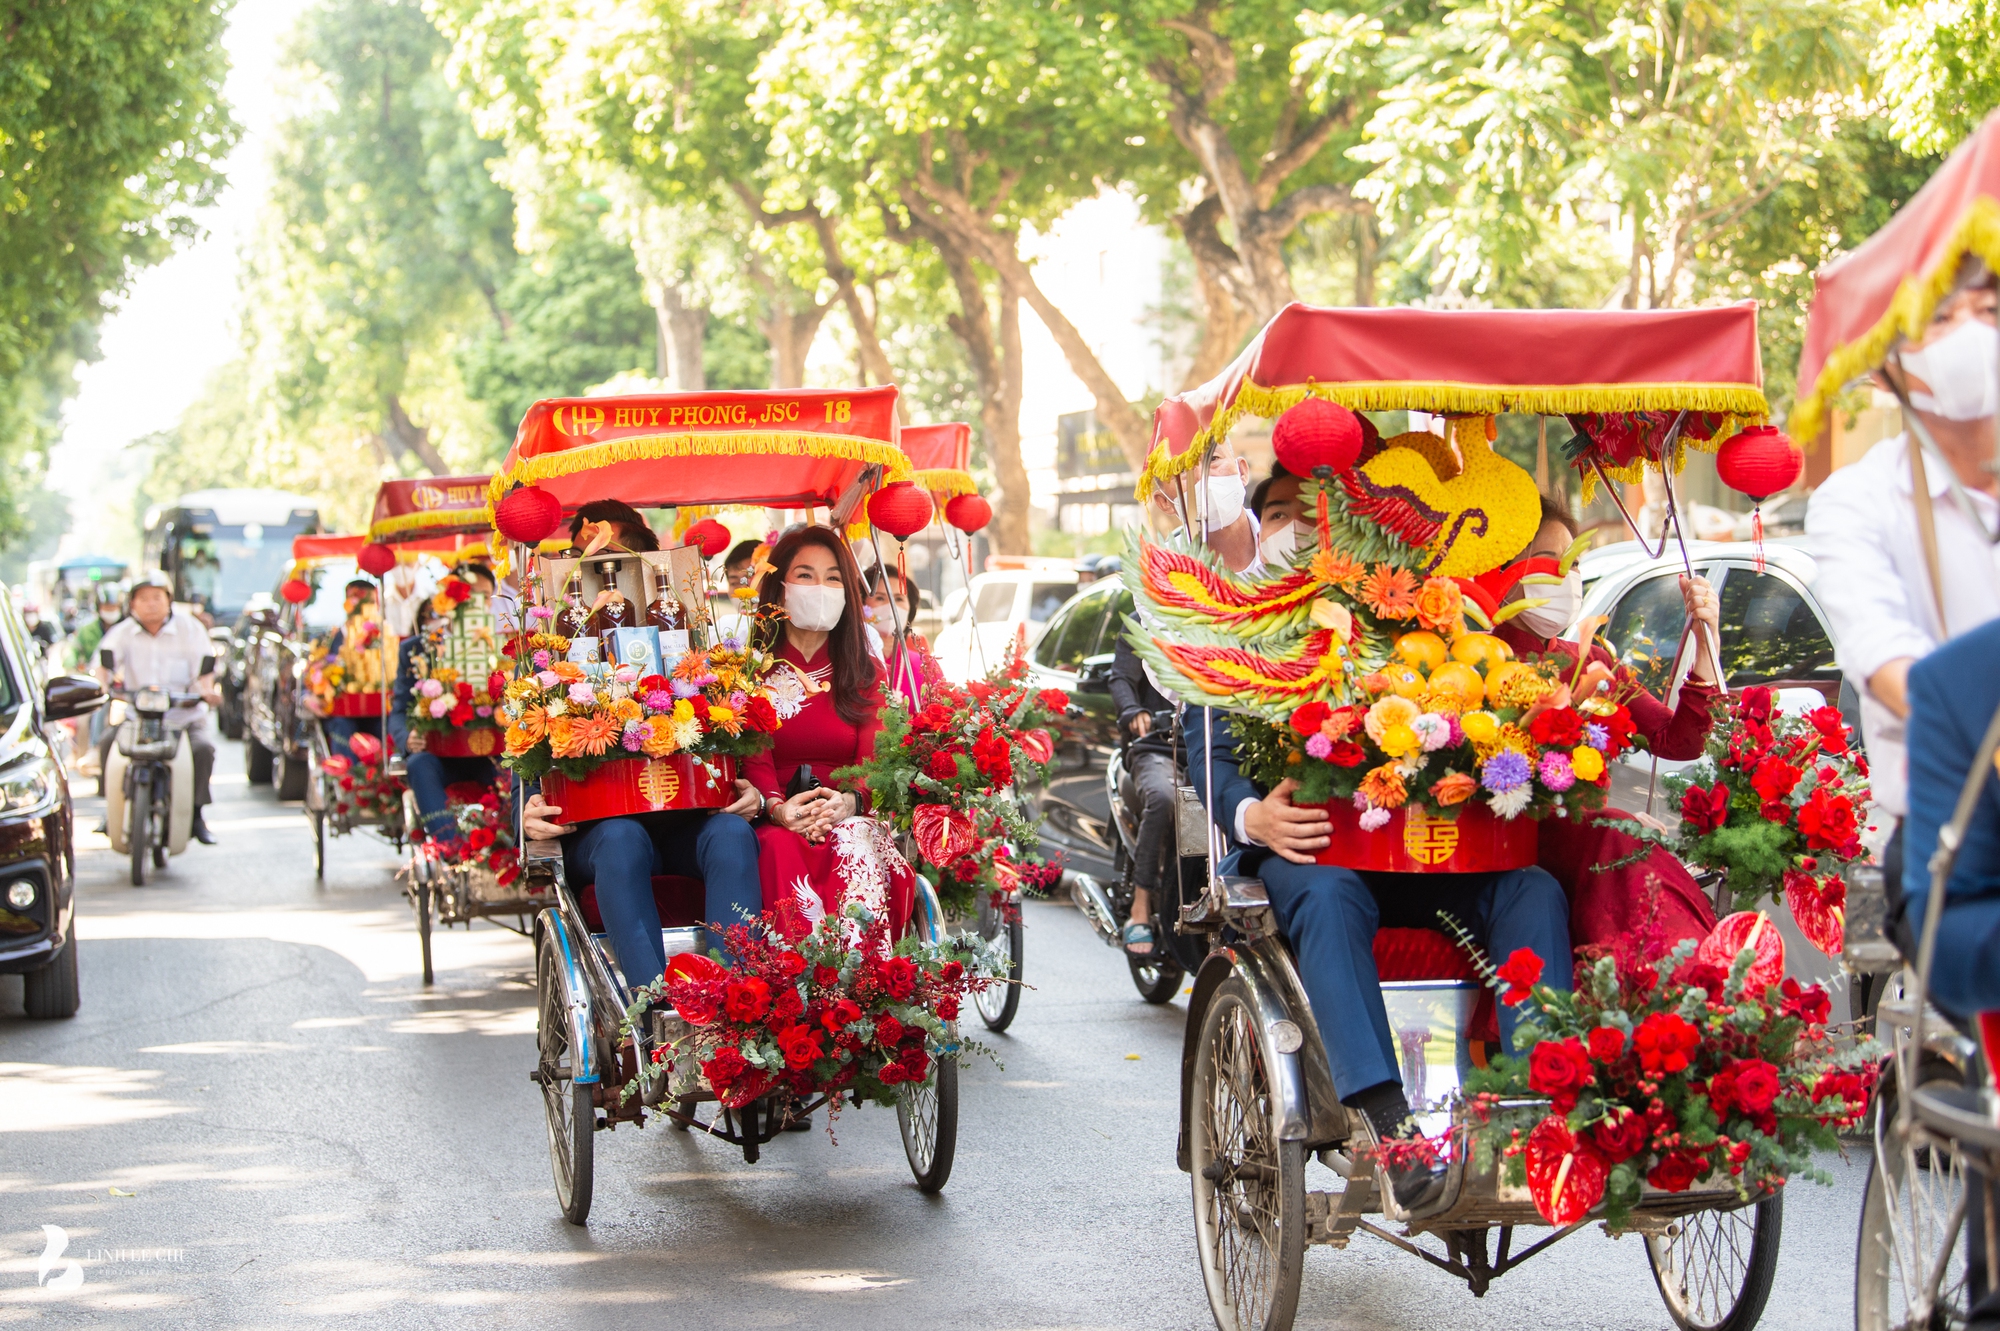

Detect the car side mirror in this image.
[45,673,107,721]
[1076,654,1114,694]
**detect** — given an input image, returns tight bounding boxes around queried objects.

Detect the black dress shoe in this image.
[1381,1146,1450,1213]
[191,814,217,845]
[782,1112,813,1132]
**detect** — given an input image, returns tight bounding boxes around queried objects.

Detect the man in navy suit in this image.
[1904,617,2000,1330]
[1185,706,1572,1210]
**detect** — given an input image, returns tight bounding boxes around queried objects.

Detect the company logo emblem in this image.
[1401,808,1460,866]
[638,759,682,808]
[551,403,606,437]
[37,1225,83,1292]
[467,728,498,756]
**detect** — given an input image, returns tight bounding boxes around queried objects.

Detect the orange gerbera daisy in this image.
[1310,548,1368,590]
[511,705,548,744]
[1359,763,1408,809]
[1359,565,1420,620]
[570,713,619,756]
[547,716,586,759]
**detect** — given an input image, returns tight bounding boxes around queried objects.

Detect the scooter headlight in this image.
[135,685,170,713]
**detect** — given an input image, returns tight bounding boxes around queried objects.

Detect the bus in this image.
[142,490,322,621]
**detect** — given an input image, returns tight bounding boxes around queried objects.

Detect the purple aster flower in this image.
[1482,749,1532,793]
[670,679,700,700]
[621,721,648,752]
[1584,722,1610,750]
[1538,751,1576,792]
[1304,733,1334,760]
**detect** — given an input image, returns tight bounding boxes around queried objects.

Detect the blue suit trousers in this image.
[560,812,761,991]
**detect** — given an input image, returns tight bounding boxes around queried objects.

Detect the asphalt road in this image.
[2,743,1871,1329]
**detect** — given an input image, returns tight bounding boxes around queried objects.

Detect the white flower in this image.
[1488,785,1532,819]
[546,698,567,717]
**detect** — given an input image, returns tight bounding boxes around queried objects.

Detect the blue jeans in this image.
[323,715,382,761]
[1257,861,1572,1097]
[404,751,497,841]
[561,812,761,991]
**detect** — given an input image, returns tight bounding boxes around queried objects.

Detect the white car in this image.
[933,568,1079,682]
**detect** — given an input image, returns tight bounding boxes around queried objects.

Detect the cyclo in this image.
[353,476,552,984]
[1138,302,1817,1330]
[488,386,971,1224]
[1789,111,2000,1331]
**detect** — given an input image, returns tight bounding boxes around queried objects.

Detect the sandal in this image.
[1121,920,1155,956]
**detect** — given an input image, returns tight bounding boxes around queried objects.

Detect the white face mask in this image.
[1196,470,1247,530]
[1901,320,2000,421]
[1513,570,1582,638]
[1259,520,1304,565]
[785,582,847,633]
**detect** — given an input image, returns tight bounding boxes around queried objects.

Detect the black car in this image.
[243,563,355,799]
[214,592,277,741]
[1022,575,1133,881]
[0,586,106,1018]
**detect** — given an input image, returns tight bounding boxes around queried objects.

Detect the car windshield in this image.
[1027,581,1073,624]
[1716,569,1839,685]
[301,565,363,632]
[1602,572,1689,698]
[194,525,311,616]
[972,581,1017,624]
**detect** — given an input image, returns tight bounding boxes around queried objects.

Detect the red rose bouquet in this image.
[624,906,999,1113]
[1629,685,1871,955]
[1461,910,1878,1228]
[423,779,520,887]
[323,731,404,833]
[835,639,1067,915]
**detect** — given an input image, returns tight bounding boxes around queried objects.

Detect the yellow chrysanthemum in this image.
[1460,710,1500,744]
[1571,746,1606,782]
[1378,722,1422,759]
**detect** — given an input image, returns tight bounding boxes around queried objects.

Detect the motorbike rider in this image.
[1110,632,1176,956]
[96,577,220,845]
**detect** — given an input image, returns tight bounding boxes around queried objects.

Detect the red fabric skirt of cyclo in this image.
[577,876,706,932]
[1535,809,1717,962]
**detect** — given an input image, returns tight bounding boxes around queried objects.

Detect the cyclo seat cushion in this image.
[577,875,706,932]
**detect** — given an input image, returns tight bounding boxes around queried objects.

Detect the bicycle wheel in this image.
[128,780,150,887]
[1856,1096,1972,1331]
[414,876,434,987]
[973,892,1023,1032]
[535,932,594,1225]
[897,1049,959,1192]
[1646,1195,1782,1331]
[1190,975,1306,1331]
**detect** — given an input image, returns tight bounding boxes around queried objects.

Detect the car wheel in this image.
[24,932,79,1019]
[276,751,308,801]
[245,733,274,785]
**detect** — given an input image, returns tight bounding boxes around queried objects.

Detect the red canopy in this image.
[1793,112,2000,444]
[1140,302,1768,497]
[901,422,976,500]
[368,476,495,544]
[493,388,907,519]
[293,534,364,561]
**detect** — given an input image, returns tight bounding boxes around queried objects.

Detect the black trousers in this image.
[1129,748,1178,894]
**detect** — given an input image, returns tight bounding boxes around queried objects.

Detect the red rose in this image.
[1586,1025,1626,1064]
[449,703,475,726]
[1781,976,1831,1025]
[1673,960,1730,999]
[1325,740,1368,768]
[1727,1058,1781,1114]
[937,996,960,1022]
[1679,784,1731,834]
[972,726,1014,785]
[1750,756,1803,806]
[1807,705,1850,755]
[776,1024,824,1070]
[1495,948,1544,1005]
[1037,688,1070,713]
[1291,702,1331,736]
[874,1014,904,1046]
[455,681,475,703]
[940,961,964,983]
[1634,1011,1701,1075]
[772,950,807,979]
[745,696,779,733]
[1528,1037,1594,1102]
[1528,707,1584,748]
[674,990,719,1027]
[772,986,803,1020]
[487,670,509,699]
[813,964,840,989]
[467,826,496,851]
[925,749,961,781]
[446,579,471,604]
[873,956,919,1001]
[1797,786,1860,854]
[896,1044,931,1082]
[639,674,668,692]
[722,978,772,1022]
[702,1046,749,1090]
[1646,1149,1708,1193]
[820,999,863,1034]
[1590,1107,1648,1163]
[1738,685,1774,727]
[689,695,710,719]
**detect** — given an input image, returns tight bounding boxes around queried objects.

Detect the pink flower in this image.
[643,689,674,711]
[567,682,595,706]
[1358,806,1391,831]
[1412,713,1452,752]
[531,650,552,670]
[418,679,445,699]
[1538,751,1576,792]
[536,670,560,689]
[614,665,639,683]
[1304,733,1334,759]
[622,722,647,751]
[475,706,492,718]
[428,697,452,718]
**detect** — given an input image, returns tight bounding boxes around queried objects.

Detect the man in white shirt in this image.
[98,580,222,844]
[1804,303,2000,865]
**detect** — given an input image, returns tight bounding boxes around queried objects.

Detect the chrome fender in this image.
[538,906,599,1085]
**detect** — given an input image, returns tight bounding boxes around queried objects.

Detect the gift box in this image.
[424,725,503,759]
[540,754,738,822]
[329,691,388,718]
[1308,800,1538,874]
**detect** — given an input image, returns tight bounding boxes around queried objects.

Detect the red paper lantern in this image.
[280,578,312,605]
[1272,397,1364,476]
[869,481,934,539]
[944,492,992,533]
[494,483,563,545]
[683,518,731,559]
[356,543,397,577]
[1715,425,1802,501]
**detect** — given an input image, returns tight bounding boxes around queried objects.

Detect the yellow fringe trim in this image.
[915,468,978,498]
[1789,196,2000,445]
[367,507,494,543]
[1134,379,1770,501]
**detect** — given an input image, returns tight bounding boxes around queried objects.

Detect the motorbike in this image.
[1067,706,1210,1003]
[100,650,211,886]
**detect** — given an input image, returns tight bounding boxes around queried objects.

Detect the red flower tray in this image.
[423,725,502,759]
[540,754,738,823]
[329,692,388,718]
[1308,800,1538,874]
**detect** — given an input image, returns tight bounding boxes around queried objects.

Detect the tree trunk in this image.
[759,301,829,390]
[1353,210,1378,308]
[813,215,903,415]
[904,179,1153,473]
[655,287,707,391]
[382,394,449,475]
[1179,194,1254,390]
[920,219,1029,555]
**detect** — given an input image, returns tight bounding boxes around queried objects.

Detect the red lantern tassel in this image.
[1752,505,1765,573]
[1316,481,1331,549]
